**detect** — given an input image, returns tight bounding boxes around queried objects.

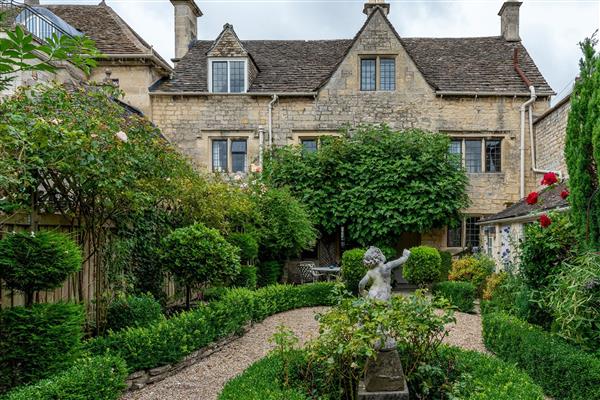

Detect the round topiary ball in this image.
[402,246,441,287]
[0,231,82,306]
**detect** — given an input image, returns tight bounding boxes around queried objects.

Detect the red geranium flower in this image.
[541,172,558,186]
[540,214,552,228]
[526,192,539,205]
[560,190,569,199]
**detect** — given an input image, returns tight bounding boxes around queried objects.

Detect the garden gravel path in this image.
[121,306,328,400]
[443,308,490,354]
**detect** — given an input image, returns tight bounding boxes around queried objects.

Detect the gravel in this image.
[443,309,489,354]
[121,306,328,400]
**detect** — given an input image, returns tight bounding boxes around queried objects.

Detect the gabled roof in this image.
[152,7,553,96]
[44,3,171,72]
[480,182,569,224]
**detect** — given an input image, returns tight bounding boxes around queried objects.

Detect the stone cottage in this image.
[150,0,556,258]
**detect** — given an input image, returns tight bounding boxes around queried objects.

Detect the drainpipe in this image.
[258,126,264,168]
[268,94,278,149]
[519,85,537,198]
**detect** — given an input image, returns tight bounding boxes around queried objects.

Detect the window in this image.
[301,138,318,153]
[231,140,247,172]
[212,138,248,173]
[449,138,502,173]
[447,216,483,248]
[360,59,376,91]
[360,56,396,91]
[380,58,396,91]
[210,59,247,93]
[212,140,228,172]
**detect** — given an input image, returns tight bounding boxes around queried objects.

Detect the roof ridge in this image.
[101,3,151,54]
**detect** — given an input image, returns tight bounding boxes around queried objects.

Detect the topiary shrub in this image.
[433,281,476,312]
[256,260,282,287]
[234,265,258,289]
[106,294,163,332]
[340,248,366,295]
[0,303,84,393]
[161,223,241,308]
[448,255,493,294]
[439,251,452,281]
[227,232,259,265]
[402,246,441,287]
[2,355,127,400]
[0,231,82,306]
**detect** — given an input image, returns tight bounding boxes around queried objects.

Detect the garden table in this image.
[312,265,341,281]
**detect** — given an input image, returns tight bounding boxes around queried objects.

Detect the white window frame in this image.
[210,137,248,173]
[207,58,248,93]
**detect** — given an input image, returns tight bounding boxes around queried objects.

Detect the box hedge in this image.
[482,310,600,400]
[106,294,163,332]
[1,356,127,400]
[85,283,336,372]
[340,248,366,295]
[433,281,476,313]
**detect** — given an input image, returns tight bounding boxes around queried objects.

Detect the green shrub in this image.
[227,232,259,264]
[1,356,127,400]
[433,281,476,313]
[0,303,84,393]
[448,255,493,293]
[482,272,507,301]
[256,260,282,287]
[340,248,366,295]
[234,265,258,289]
[439,250,452,281]
[0,231,82,306]
[161,223,241,308]
[482,310,600,400]
[106,294,163,332]
[439,346,544,400]
[546,252,600,351]
[84,283,335,372]
[375,245,396,260]
[403,246,441,286]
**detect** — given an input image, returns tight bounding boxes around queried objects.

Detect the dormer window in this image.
[209,58,247,93]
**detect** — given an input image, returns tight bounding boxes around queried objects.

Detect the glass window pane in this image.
[465,140,482,173]
[447,225,462,248]
[380,58,395,91]
[212,140,227,172]
[485,139,502,172]
[212,61,228,93]
[301,139,317,153]
[466,216,481,249]
[361,59,376,91]
[231,139,247,173]
[230,61,245,93]
[450,140,462,155]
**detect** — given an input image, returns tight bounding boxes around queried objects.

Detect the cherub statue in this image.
[358,246,411,302]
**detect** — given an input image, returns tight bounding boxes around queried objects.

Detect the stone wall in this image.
[534,95,570,179]
[150,10,552,251]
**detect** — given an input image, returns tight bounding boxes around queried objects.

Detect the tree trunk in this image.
[185,285,191,309]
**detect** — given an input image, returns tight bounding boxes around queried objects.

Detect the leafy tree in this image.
[263,125,469,246]
[565,33,600,249]
[0,230,82,306]
[160,223,241,308]
[0,14,100,90]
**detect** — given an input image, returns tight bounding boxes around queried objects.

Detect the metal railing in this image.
[0,0,73,42]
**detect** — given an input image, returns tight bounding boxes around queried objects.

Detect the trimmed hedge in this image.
[257,261,282,287]
[433,281,476,313]
[85,283,336,372]
[106,294,163,332]
[0,303,84,393]
[219,347,544,400]
[1,356,127,400]
[482,310,600,400]
[403,246,441,286]
[340,248,366,295]
[234,265,258,289]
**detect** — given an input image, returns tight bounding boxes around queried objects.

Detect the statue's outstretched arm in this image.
[358,273,370,297]
[383,249,411,273]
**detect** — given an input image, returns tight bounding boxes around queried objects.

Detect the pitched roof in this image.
[44,3,171,70]
[152,8,553,95]
[480,182,569,224]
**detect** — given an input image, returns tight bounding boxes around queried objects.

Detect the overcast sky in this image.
[45,0,599,102]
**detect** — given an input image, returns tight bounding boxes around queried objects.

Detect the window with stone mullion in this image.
[380,58,396,91]
[212,61,228,93]
[361,59,376,91]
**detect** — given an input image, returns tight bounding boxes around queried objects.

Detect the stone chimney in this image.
[171,0,202,62]
[498,1,522,42]
[363,0,390,16]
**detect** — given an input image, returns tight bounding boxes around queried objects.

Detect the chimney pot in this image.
[498,1,522,42]
[363,0,390,16]
[171,0,202,63]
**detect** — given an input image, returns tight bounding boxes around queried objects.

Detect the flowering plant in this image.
[539,214,552,228]
[526,192,539,205]
[541,172,558,186]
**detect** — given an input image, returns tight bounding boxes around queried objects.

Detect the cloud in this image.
[44,0,599,102]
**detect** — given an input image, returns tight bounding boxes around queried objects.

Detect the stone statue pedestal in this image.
[357,349,409,400]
